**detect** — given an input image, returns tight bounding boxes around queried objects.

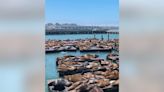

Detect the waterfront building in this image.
[46,23,119,34]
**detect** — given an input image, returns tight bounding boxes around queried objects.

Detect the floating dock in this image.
[45,39,118,53]
[47,54,119,92]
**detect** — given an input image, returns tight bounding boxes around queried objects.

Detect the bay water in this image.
[45,34,119,92]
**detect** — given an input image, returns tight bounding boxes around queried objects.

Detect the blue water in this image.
[46,34,118,40]
[45,34,119,92]
[46,51,108,80]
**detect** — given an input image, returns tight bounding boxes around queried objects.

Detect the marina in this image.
[45,0,119,91]
[45,34,119,92]
[48,54,119,92]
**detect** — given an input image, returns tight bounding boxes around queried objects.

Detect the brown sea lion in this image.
[83,73,94,79]
[105,70,119,80]
[90,86,104,92]
[64,74,83,83]
[68,81,82,91]
[96,79,110,88]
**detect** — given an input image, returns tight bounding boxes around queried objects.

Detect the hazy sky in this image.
[46,0,119,26]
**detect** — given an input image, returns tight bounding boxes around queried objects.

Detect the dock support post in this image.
[108,32,109,41]
[101,34,104,40]
[94,33,96,39]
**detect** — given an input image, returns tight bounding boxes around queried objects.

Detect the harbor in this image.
[48,54,119,92]
[45,34,119,92]
[45,0,119,91]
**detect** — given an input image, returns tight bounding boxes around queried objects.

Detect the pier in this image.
[46,30,119,35]
[46,23,119,35]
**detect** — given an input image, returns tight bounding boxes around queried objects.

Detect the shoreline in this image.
[46,31,119,35]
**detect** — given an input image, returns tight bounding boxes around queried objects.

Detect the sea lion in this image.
[105,70,119,80]
[77,84,90,92]
[48,79,67,91]
[68,81,82,91]
[100,61,110,65]
[64,74,83,83]
[83,73,94,79]
[90,86,104,92]
[96,79,110,88]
